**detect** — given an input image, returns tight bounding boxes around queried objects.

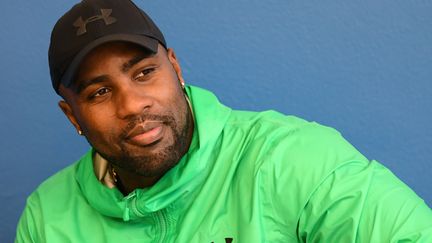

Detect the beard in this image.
[94,101,193,178]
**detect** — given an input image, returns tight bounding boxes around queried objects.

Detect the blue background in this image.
[1,1,431,242]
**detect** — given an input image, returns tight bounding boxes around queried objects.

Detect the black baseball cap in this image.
[48,0,166,94]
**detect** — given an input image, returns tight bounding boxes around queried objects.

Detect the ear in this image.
[58,100,82,135]
[166,48,185,86]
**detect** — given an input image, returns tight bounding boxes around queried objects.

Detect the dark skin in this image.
[58,42,194,194]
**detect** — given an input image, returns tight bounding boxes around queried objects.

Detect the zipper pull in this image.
[122,191,136,221]
[123,207,130,221]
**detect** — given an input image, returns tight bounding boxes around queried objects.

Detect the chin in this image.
[100,142,182,177]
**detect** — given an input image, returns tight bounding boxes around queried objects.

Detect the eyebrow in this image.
[74,75,108,94]
[121,52,155,73]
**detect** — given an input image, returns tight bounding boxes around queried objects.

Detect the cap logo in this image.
[73,9,117,36]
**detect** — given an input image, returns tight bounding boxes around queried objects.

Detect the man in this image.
[16,0,432,242]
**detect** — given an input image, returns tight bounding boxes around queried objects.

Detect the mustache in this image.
[120,114,175,139]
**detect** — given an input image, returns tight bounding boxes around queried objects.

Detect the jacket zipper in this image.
[129,195,143,217]
[157,209,168,243]
[123,192,146,221]
[124,193,169,242]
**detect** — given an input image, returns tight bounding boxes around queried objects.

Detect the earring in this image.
[78,130,83,135]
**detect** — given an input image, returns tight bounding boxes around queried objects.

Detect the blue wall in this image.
[1,1,431,242]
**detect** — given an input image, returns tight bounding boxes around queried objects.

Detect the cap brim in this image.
[60,34,159,89]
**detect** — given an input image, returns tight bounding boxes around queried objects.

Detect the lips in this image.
[125,121,165,146]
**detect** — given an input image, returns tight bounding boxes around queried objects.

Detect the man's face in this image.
[59,42,193,177]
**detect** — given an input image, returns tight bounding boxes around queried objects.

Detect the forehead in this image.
[75,42,163,82]
[79,41,156,69]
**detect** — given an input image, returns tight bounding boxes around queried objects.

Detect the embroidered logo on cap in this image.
[73,9,117,36]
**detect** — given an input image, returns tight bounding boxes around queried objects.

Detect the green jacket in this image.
[16,86,432,242]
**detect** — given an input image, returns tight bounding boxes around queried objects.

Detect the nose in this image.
[115,83,153,119]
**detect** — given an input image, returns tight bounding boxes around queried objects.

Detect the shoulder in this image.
[22,151,93,219]
[227,109,366,166]
[16,159,82,242]
[24,160,80,214]
[225,109,369,195]
[248,111,369,188]
[219,110,373,230]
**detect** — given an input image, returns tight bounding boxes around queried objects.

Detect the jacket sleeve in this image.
[15,194,42,243]
[297,160,432,242]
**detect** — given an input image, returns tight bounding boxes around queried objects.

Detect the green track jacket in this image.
[16,86,432,242]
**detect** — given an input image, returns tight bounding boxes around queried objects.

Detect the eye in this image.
[135,67,155,80]
[91,87,111,98]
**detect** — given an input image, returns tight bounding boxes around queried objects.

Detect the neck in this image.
[110,164,161,195]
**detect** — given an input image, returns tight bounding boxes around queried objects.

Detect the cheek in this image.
[169,93,189,128]
[165,87,187,111]
[153,79,185,112]
[78,107,119,141]
[153,88,188,130]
